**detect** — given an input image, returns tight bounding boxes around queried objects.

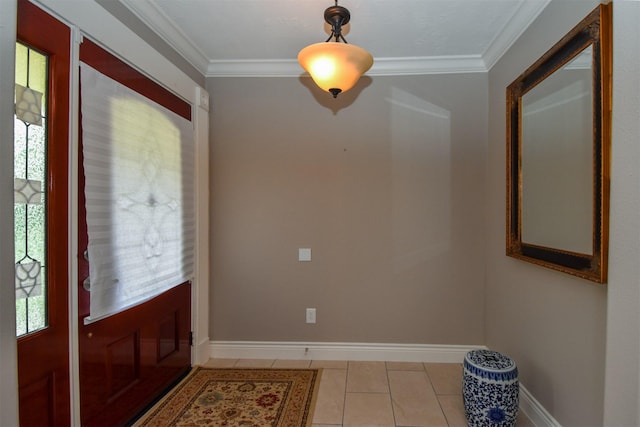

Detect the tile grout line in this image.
[424,362,454,427]
[384,362,399,427]
[341,361,350,426]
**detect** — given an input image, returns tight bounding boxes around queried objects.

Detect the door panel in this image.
[78,283,190,426]
[16,1,71,425]
[19,374,54,426]
[77,39,192,426]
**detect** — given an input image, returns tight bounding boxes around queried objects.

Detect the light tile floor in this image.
[203,358,535,427]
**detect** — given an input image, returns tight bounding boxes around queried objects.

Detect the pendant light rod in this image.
[324,2,351,43]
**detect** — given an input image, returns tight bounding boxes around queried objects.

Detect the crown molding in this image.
[120,0,552,78]
[119,0,210,73]
[205,55,488,78]
[482,0,552,70]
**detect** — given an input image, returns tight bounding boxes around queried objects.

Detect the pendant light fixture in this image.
[298,1,373,98]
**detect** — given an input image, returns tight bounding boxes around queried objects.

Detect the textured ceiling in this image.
[120,0,551,77]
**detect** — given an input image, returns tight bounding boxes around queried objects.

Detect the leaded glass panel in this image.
[14,42,48,337]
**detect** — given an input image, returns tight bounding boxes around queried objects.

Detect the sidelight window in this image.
[14,43,48,337]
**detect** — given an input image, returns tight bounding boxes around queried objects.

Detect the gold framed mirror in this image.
[506,3,612,283]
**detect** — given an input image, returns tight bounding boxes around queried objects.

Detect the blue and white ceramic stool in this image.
[463,349,519,426]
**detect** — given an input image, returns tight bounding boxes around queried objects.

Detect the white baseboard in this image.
[519,384,562,427]
[208,340,560,427]
[209,340,486,363]
[193,337,211,365]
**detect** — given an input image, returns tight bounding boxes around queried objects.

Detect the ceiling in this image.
[120,0,551,78]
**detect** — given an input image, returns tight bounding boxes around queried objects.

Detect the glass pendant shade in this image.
[298,42,373,97]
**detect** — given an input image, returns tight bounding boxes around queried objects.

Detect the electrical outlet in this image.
[306,308,316,324]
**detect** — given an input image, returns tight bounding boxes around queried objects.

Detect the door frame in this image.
[15,1,73,424]
[24,0,210,424]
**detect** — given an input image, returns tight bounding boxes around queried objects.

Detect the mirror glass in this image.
[521,47,593,254]
[506,4,611,283]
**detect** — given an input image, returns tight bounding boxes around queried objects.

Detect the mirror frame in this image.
[506,3,612,283]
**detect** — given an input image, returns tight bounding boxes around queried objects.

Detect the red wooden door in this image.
[16,1,71,425]
[77,40,192,426]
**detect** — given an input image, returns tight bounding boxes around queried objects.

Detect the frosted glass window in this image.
[14,43,48,336]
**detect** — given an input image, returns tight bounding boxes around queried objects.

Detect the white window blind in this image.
[80,62,194,323]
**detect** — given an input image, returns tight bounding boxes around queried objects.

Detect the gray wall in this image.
[486,1,606,425]
[604,1,640,424]
[208,74,488,344]
[0,0,18,425]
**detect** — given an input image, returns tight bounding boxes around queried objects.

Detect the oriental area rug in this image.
[133,367,322,427]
